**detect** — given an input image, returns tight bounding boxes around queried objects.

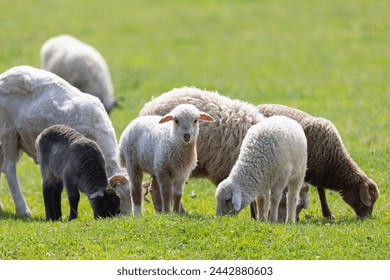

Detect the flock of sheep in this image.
[0,34,380,223]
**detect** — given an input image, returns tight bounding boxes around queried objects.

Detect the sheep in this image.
[41,34,117,113]
[215,116,307,223]
[35,125,121,221]
[139,87,309,220]
[119,104,215,215]
[258,104,380,218]
[0,65,130,216]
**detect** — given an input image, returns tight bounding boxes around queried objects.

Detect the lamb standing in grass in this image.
[258,104,379,218]
[36,125,121,221]
[215,116,307,223]
[119,104,215,215]
[0,65,130,216]
[41,34,117,113]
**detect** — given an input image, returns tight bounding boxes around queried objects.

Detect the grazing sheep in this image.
[36,125,120,221]
[258,104,379,218]
[119,104,215,215]
[41,34,117,113]
[139,87,309,220]
[0,65,130,216]
[215,116,307,223]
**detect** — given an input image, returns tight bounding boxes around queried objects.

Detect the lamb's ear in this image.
[199,112,215,122]
[159,115,174,124]
[90,189,105,200]
[232,190,242,212]
[359,183,372,207]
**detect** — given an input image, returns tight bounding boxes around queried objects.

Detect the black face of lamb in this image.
[90,188,121,219]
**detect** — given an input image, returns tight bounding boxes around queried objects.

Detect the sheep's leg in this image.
[150,176,162,213]
[157,172,172,213]
[250,202,257,220]
[1,131,31,216]
[172,181,184,213]
[64,180,80,221]
[130,171,144,216]
[269,187,283,222]
[256,193,269,221]
[317,187,335,219]
[0,143,3,210]
[43,178,63,221]
[286,179,302,223]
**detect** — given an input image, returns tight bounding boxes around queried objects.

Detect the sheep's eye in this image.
[175,119,179,124]
[194,119,198,124]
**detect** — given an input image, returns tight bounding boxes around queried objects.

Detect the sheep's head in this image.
[215,178,243,216]
[89,187,121,219]
[159,104,214,144]
[278,183,310,222]
[109,175,131,215]
[341,178,379,217]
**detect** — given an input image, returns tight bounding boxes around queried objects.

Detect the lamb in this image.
[36,125,121,221]
[139,87,309,220]
[0,65,130,216]
[215,116,307,223]
[41,34,117,113]
[119,104,215,215]
[258,104,379,218]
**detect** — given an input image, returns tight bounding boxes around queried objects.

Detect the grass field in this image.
[0,0,389,260]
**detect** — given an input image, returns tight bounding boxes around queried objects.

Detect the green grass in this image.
[0,0,389,260]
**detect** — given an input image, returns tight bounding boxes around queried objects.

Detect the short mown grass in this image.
[0,0,389,260]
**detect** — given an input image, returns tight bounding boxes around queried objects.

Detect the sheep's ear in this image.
[199,112,215,122]
[90,189,105,200]
[232,190,242,211]
[159,115,174,124]
[359,183,372,207]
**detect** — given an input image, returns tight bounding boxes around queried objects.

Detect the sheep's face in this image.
[159,104,215,144]
[341,179,379,217]
[215,179,242,216]
[90,188,121,219]
[109,175,131,215]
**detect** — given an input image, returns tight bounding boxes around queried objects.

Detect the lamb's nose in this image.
[183,133,191,142]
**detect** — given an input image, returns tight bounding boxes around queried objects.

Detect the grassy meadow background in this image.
[0,0,389,259]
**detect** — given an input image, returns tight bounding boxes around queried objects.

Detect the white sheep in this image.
[215,116,307,223]
[139,86,309,221]
[119,104,215,215]
[40,34,117,113]
[0,65,130,216]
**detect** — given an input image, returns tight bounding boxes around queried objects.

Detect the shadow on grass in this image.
[0,208,44,222]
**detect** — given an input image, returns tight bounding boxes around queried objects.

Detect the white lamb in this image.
[0,65,130,216]
[215,116,307,223]
[119,104,215,216]
[41,34,117,113]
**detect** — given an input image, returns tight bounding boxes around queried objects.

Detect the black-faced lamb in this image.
[0,65,130,216]
[258,104,379,218]
[215,116,307,223]
[41,34,117,113]
[139,87,309,220]
[36,125,120,221]
[119,104,215,215]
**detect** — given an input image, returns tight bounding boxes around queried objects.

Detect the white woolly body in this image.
[41,34,116,112]
[0,65,130,216]
[215,115,307,223]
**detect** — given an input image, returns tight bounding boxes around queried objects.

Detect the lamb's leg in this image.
[317,187,335,219]
[250,202,257,220]
[149,176,162,213]
[172,181,185,213]
[256,193,269,221]
[1,131,32,216]
[286,179,302,223]
[130,170,144,216]
[157,172,172,213]
[0,143,3,210]
[67,187,80,221]
[269,187,283,222]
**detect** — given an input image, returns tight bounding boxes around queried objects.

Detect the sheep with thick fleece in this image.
[215,116,307,223]
[36,125,121,221]
[41,34,117,113]
[0,65,130,216]
[119,104,215,215]
[258,104,379,218]
[139,87,309,220]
